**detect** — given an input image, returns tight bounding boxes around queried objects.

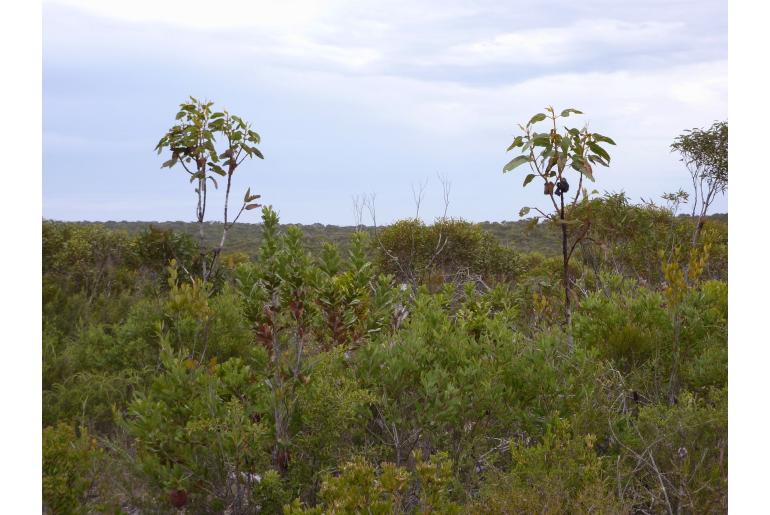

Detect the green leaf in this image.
[503,155,531,173]
[587,142,611,163]
[582,160,595,181]
[253,147,264,159]
[523,174,536,187]
[587,155,609,167]
[519,206,531,217]
[208,175,219,189]
[527,113,547,126]
[209,164,226,176]
[532,134,550,147]
[592,133,616,145]
[560,108,583,117]
[506,136,524,151]
[243,187,251,203]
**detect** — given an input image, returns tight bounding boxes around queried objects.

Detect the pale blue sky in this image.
[43,0,727,224]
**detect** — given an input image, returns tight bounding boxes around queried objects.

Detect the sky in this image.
[42,0,727,224]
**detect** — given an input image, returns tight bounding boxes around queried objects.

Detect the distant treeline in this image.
[41,214,727,259]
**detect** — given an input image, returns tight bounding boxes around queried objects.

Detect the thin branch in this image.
[411,179,428,221]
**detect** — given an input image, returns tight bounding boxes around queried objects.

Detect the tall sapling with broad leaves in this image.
[155,97,264,282]
[503,106,615,350]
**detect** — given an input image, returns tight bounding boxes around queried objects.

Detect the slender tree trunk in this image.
[691,216,705,248]
[198,179,208,281]
[560,194,574,351]
[208,172,234,282]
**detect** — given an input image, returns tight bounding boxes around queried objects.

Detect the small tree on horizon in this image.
[670,120,727,246]
[503,106,615,350]
[155,96,263,282]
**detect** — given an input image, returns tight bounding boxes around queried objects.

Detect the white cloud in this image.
[45,0,341,31]
[435,19,687,67]
[259,59,726,141]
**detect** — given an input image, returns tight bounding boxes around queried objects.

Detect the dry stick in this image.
[424,173,452,283]
[412,179,428,220]
[366,194,417,288]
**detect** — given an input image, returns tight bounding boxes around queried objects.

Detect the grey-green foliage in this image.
[41,196,728,513]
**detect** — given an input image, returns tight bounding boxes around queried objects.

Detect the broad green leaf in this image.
[587,142,611,163]
[587,155,609,167]
[523,174,536,187]
[209,164,226,176]
[506,136,524,151]
[503,155,531,173]
[519,206,531,217]
[592,133,616,145]
[560,108,583,117]
[527,113,547,126]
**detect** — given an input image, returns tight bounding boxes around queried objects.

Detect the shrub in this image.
[43,423,101,514]
[473,418,626,514]
[374,218,521,286]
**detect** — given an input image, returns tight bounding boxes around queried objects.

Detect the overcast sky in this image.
[43,0,727,224]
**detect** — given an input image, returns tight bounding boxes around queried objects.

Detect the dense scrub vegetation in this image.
[42,103,726,513]
[56,217,566,258]
[42,192,727,513]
